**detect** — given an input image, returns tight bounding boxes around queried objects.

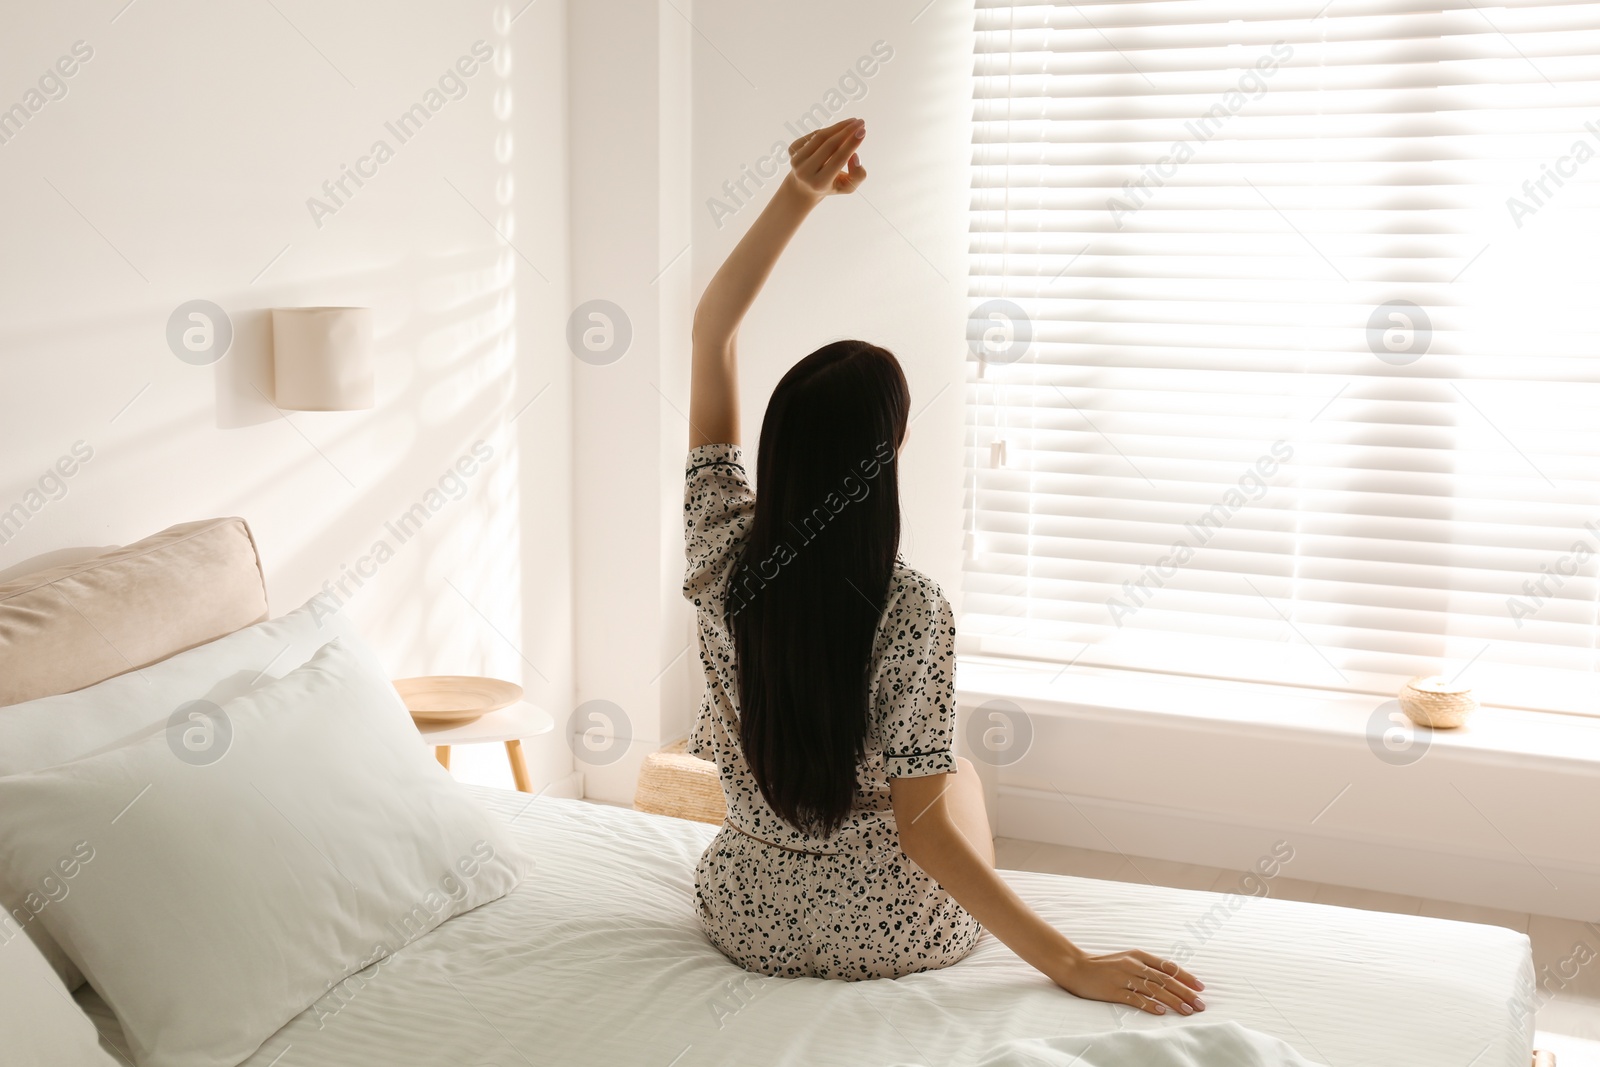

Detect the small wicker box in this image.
[633,739,727,825]
[1398,676,1478,729]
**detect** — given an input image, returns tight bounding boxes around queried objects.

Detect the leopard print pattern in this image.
[680,443,981,980]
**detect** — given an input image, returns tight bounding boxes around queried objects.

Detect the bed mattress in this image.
[79,787,1535,1067]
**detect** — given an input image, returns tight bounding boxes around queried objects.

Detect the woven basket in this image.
[1397,676,1478,729]
[633,739,727,825]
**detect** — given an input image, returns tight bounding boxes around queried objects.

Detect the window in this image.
[963,0,1600,715]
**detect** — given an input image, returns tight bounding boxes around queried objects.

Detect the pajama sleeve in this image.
[681,443,755,619]
[873,573,959,780]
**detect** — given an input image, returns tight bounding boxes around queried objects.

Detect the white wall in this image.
[0,0,576,794]
[566,0,698,803]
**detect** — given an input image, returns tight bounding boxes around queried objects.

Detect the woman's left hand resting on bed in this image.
[892,770,1208,1016]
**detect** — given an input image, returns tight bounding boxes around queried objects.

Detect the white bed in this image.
[70,785,1534,1067]
[0,519,1539,1067]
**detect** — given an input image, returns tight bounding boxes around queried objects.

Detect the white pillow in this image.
[0,639,524,1067]
[0,599,380,991]
[0,598,386,776]
[0,915,120,1067]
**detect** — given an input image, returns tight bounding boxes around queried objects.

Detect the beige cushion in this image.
[0,518,268,708]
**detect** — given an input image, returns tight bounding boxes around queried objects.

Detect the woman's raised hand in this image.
[787,118,868,198]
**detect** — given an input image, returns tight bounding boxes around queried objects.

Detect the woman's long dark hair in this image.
[729,340,910,836]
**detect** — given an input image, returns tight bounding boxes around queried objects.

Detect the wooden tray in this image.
[394,676,523,724]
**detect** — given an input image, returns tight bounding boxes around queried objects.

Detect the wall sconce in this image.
[270,307,375,411]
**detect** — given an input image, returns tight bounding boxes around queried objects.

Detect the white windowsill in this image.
[955,655,1600,773]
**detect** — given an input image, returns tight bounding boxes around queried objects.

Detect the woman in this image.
[682,116,1206,1018]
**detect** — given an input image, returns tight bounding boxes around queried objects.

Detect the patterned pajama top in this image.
[681,442,982,980]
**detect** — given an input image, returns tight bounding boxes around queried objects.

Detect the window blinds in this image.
[963,0,1600,715]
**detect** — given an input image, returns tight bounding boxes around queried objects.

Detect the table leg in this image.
[505,739,533,793]
[435,745,451,770]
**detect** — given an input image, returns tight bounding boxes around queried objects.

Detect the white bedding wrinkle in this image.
[903,1022,1321,1067]
[77,788,1535,1067]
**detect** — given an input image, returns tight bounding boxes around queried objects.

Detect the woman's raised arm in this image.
[688,118,868,449]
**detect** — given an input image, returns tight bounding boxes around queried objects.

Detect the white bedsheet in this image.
[915,1022,1317,1067]
[79,788,1535,1067]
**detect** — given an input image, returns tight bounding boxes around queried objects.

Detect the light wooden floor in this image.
[995,837,1600,1062]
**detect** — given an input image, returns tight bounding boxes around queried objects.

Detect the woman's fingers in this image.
[794,120,863,181]
[786,117,869,198]
[1132,969,1200,1015]
[1053,952,1205,1017]
[1123,986,1168,1015]
[835,152,867,193]
[1131,950,1205,994]
[789,118,858,170]
[1129,962,1205,1014]
[788,117,854,159]
[819,120,866,176]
